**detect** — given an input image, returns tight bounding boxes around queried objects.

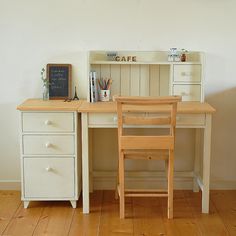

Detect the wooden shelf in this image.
[90,61,201,65]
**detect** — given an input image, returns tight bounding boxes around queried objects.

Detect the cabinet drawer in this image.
[89,113,118,126]
[147,113,205,126]
[88,113,146,126]
[23,135,74,155]
[173,85,201,101]
[173,65,201,82]
[176,114,205,126]
[23,158,74,198]
[22,112,74,133]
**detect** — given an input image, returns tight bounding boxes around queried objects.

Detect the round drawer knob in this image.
[45,142,52,148]
[45,166,52,172]
[176,116,180,121]
[113,116,117,122]
[44,120,51,125]
[181,92,189,96]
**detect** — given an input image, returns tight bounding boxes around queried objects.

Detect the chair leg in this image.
[115,159,119,200]
[168,150,174,219]
[165,159,168,178]
[119,152,125,218]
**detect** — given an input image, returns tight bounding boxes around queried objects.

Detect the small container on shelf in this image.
[180,49,188,62]
[168,48,181,62]
[97,78,112,102]
[99,90,110,102]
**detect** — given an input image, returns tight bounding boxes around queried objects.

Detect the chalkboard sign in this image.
[47,64,72,99]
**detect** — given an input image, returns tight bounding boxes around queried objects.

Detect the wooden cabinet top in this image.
[17,99,83,111]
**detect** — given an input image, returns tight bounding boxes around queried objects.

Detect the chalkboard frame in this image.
[47,64,72,100]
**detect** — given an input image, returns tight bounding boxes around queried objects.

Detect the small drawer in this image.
[88,112,146,126]
[23,157,75,198]
[176,114,205,126]
[173,65,201,82]
[23,135,74,155]
[88,113,118,126]
[173,85,201,101]
[22,112,74,133]
[147,113,205,126]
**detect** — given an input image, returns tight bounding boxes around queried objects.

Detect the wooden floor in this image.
[0,190,235,236]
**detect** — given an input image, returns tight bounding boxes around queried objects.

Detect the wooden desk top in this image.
[17,99,82,111]
[79,101,216,114]
[17,99,216,114]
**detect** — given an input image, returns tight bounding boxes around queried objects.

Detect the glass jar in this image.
[43,85,49,100]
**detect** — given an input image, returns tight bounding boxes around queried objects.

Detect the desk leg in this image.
[202,114,212,213]
[193,129,201,192]
[82,113,89,214]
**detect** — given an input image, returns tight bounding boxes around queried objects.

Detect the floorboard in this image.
[1,190,235,236]
[68,191,103,236]
[185,190,229,236]
[0,191,21,234]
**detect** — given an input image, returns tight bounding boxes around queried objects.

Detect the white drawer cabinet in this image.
[19,111,81,208]
[172,64,203,101]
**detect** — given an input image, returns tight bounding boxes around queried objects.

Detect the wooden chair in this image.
[115,96,181,219]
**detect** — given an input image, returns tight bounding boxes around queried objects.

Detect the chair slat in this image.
[120,136,174,150]
[123,116,171,125]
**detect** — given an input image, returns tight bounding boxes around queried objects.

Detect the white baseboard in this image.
[210,180,236,190]
[93,171,195,190]
[0,180,21,190]
[1,175,236,191]
[92,171,236,190]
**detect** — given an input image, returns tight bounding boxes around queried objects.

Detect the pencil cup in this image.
[99,90,110,102]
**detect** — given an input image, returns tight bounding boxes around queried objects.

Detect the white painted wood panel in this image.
[100,64,110,79]
[120,65,130,96]
[110,64,121,96]
[160,65,170,96]
[23,135,74,155]
[140,65,149,96]
[149,65,160,96]
[24,157,74,198]
[22,112,74,133]
[130,65,140,96]
[91,64,101,80]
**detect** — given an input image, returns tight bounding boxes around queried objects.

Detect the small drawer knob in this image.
[181,92,189,96]
[176,116,180,121]
[44,120,51,125]
[45,142,52,148]
[113,116,117,122]
[45,166,52,172]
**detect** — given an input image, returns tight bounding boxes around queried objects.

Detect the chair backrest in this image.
[115,96,182,151]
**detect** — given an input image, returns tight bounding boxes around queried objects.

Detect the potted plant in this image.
[41,68,50,100]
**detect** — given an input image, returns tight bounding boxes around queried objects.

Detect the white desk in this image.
[80,101,215,214]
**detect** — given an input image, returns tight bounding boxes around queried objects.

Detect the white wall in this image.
[1,0,236,189]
